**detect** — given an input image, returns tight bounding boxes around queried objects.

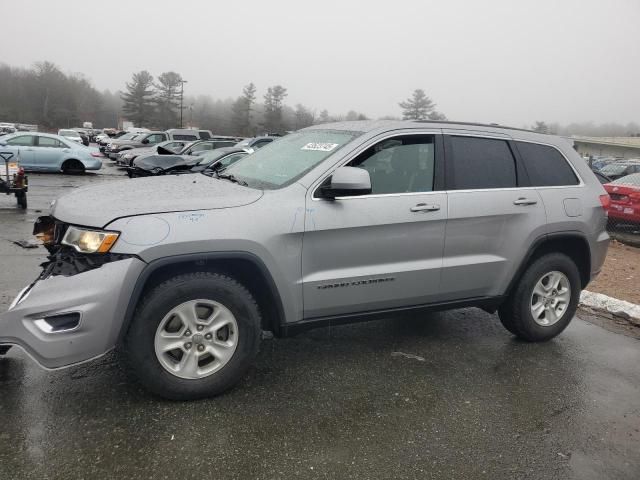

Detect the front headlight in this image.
[62,226,120,253]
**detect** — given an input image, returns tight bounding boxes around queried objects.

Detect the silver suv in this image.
[0,121,610,400]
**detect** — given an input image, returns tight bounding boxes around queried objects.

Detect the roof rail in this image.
[413,120,536,134]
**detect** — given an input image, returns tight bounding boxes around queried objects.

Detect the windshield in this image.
[60,130,80,137]
[612,173,640,186]
[223,130,360,189]
[601,164,629,175]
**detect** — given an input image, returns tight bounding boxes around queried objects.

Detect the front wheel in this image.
[499,253,581,342]
[122,272,261,400]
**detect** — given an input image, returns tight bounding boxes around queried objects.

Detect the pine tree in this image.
[120,71,155,128]
[154,71,183,129]
[232,82,257,136]
[262,85,288,133]
[399,89,437,120]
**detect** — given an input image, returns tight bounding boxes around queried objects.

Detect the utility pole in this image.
[179,79,188,128]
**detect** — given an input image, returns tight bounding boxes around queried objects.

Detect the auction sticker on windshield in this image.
[301,143,339,152]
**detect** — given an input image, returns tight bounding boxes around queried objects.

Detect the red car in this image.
[603,173,640,225]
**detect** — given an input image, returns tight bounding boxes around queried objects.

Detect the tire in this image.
[122,272,261,400]
[499,253,581,342]
[61,159,85,175]
[16,192,27,209]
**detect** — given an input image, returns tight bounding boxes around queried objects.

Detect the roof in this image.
[303,120,557,143]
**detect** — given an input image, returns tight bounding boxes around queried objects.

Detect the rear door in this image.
[34,135,66,169]
[439,132,546,300]
[302,131,448,319]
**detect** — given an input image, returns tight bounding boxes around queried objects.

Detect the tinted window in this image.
[6,135,35,146]
[448,136,516,190]
[199,131,211,139]
[173,134,198,141]
[516,142,578,186]
[349,135,435,194]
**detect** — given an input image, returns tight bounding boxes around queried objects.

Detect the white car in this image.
[58,129,83,144]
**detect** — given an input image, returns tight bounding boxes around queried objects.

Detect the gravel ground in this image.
[588,240,640,305]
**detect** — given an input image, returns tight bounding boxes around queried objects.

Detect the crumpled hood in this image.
[135,154,199,171]
[51,174,263,228]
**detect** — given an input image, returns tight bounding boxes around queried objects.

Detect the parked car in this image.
[165,128,217,141]
[115,140,192,166]
[234,136,277,152]
[0,132,102,173]
[599,161,640,180]
[120,139,239,167]
[593,171,611,185]
[603,173,640,226]
[128,147,249,177]
[105,131,171,159]
[97,130,127,151]
[58,129,84,145]
[0,120,610,400]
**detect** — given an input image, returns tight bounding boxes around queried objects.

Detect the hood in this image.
[51,174,263,227]
[135,154,199,172]
[123,146,155,156]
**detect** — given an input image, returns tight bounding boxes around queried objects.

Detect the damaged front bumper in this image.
[0,255,146,369]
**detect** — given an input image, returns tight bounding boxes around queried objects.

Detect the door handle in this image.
[513,198,537,206]
[410,203,440,212]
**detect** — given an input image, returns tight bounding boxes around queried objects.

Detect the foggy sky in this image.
[3,0,639,126]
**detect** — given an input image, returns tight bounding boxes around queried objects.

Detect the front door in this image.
[302,133,447,319]
[4,134,36,169]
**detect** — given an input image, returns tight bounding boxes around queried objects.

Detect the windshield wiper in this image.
[212,169,248,186]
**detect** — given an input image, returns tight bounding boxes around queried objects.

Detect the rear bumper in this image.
[589,229,610,283]
[0,257,145,369]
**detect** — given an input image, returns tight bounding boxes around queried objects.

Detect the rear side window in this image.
[448,136,516,190]
[516,142,579,186]
[199,131,211,139]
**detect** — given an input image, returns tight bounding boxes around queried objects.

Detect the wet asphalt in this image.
[0,161,639,479]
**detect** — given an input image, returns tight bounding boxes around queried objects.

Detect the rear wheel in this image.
[61,159,85,175]
[499,253,580,342]
[122,272,261,400]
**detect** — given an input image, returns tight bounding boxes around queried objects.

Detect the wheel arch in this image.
[118,252,287,342]
[506,232,591,295]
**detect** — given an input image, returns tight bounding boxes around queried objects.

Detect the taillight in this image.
[90,152,103,158]
[629,192,640,203]
[599,194,610,213]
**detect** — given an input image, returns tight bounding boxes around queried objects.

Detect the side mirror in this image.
[320,166,372,199]
[141,138,149,144]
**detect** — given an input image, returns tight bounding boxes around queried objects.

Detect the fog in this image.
[3,0,639,125]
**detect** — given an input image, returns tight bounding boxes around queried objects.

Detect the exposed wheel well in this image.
[126,256,285,338]
[514,234,591,292]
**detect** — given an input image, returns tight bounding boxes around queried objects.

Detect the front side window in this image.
[219,153,247,168]
[146,134,164,144]
[224,130,360,189]
[516,141,579,186]
[6,135,35,146]
[347,135,435,194]
[448,136,517,190]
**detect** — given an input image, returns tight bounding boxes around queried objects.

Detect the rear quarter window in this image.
[516,142,579,186]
